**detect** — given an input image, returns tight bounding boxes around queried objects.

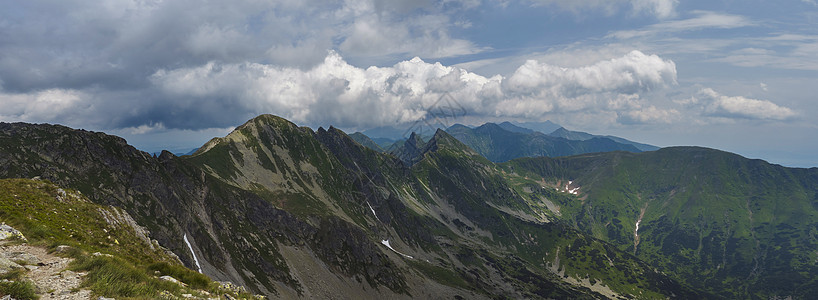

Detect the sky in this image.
[0,0,816,167]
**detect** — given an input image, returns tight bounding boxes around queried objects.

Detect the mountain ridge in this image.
[445,122,643,162]
[6,115,810,298]
[501,146,818,298]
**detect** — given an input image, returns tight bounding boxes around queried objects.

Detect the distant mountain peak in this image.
[425,129,473,153]
[390,129,479,165]
[498,122,535,134]
[550,127,569,134]
[512,120,562,135]
[446,123,471,131]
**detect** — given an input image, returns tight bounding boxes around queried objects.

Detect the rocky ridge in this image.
[1,116,707,299]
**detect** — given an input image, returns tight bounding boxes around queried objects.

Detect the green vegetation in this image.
[0,268,37,300]
[8,115,816,299]
[0,179,170,264]
[504,147,818,298]
[0,279,38,300]
[0,178,256,299]
[406,259,471,290]
[70,255,180,297]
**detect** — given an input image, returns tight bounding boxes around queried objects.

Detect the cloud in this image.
[608,11,753,39]
[529,0,678,19]
[707,36,818,71]
[694,88,797,121]
[147,50,678,129]
[505,50,677,95]
[617,106,679,124]
[0,89,91,125]
[631,0,678,19]
[0,0,482,93]
[4,44,789,132]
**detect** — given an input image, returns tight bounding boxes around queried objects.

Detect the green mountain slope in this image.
[349,132,385,152]
[445,123,642,162]
[0,120,413,298]
[399,130,704,298]
[0,178,256,299]
[503,147,818,298]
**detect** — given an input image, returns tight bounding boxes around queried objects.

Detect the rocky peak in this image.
[389,132,427,165]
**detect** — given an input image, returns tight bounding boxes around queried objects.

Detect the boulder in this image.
[4,251,41,265]
[0,256,22,273]
[0,224,27,242]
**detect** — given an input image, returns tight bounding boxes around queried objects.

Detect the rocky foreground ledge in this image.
[0,178,264,300]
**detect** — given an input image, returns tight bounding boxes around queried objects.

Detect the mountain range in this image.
[354,120,658,162]
[1,114,815,299]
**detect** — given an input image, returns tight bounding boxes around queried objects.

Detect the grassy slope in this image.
[407,132,705,299]
[0,178,257,299]
[503,147,818,299]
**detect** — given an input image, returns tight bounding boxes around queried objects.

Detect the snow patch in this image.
[367,201,380,222]
[558,180,581,195]
[184,233,203,273]
[381,239,413,259]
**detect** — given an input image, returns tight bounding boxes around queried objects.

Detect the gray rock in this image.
[0,224,27,242]
[4,251,41,265]
[54,245,73,254]
[91,252,113,258]
[159,275,186,286]
[0,256,22,273]
[61,270,78,278]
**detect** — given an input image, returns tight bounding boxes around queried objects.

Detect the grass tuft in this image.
[0,279,39,300]
[70,255,179,298]
[148,262,210,289]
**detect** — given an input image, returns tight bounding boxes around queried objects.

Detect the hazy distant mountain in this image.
[371,137,397,149]
[548,127,595,141]
[361,125,408,139]
[362,123,448,140]
[151,147,199,157]
[445,122,642,162]
[512,120,562,135]
[547,127,659,151]
[349,132,384,152]
[497,121,535,134]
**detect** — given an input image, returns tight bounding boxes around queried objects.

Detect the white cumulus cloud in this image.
[0,89,91,125]
[696,88,797,121]
[149,50,678,129]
